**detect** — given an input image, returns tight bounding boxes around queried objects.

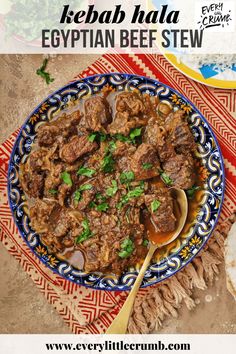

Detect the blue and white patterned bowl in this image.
[8,73,225,290]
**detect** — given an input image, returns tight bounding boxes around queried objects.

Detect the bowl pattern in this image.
[8,73,224,290]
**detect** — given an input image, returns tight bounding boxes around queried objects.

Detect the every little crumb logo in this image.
[196,1,234,31]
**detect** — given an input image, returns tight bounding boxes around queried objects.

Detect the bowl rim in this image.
[7,72,225,291]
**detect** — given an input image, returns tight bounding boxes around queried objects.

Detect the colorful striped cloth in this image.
[0,54,235,334]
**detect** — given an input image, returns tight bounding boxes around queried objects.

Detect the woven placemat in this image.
[0,54,235,334]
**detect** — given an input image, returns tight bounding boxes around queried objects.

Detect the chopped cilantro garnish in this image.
[160,171,173,186]
[113,133,131,143]
[88,133,97,142]
[108,140,116,153]
[116,195,129,210]
[89,193,109,212]
[74,184,93,206]
[89,201,96,208]
[186,185,200,199]
[77,166,96,177]
[79,184,93,191]
[127,185,144,198]
[96,202,109,212]
[88,131,107,143]
[61,171,72,187]
[106,180,118,197]
[120,171,135,184]
[74,190,82,204]
[129,128,142,143]
[151,200,161,213]
[143,239,149,247]
[76,220,93,244]
[142,163,153,170]
[118,238,134,258]
[49,189,58,195]
[101,153,115,173]
[96,193,106,202]
[116,183,145,209]
[36,58,54,85]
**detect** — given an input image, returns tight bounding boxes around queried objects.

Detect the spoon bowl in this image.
[106,187,188,334]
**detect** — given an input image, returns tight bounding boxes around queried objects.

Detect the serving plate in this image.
[163,53,236,89]
[8,73,225,290]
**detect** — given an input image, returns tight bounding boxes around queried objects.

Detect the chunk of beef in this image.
[116,91,145,116]
[59,110,81,132]
[60,135,98,164]
[84,96,111,131]
[29,148,51,172]
[58,183,72,207]
[165,110,196,153]
[44,163,63,192]
[37,124,60,147]
[114,142,136,172]
[130,143,160,181]
[162,154,196,189]
[30,174,44,198]
[108,92,147,136]
[37,110,81,147]
[48,205,73,238]
[30,200,56,233]
[143,118,175,162]
[142,93,159,120]
[108,111,146,136]
[112,141,130,158]
[144,187,176,233]
[20,166,44,198]
[84,242,101,272]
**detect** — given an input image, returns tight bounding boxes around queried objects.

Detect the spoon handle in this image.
[106,243,158,334]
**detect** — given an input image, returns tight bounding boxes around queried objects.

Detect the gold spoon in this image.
[106,188,188,334]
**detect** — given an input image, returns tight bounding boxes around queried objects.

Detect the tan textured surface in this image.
[0,54,236,334]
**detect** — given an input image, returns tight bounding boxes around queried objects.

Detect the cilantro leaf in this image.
[101,153,115,173]
[120,171,135,184]
[186,185,200,199]
[88,131,107,143]
[74,184,93,206]
[89,201,96,208]
[106,180,118,197]
[113,133,131,143]
[129,128,142,143]
[142,163,153,170]
[36,58,54,85]
[77,166,96,177]
[143,239,149,247]
[118,238,134,258]
[73,190,81,204]
[96,202,109,212]
[88,133,97,142]
[61,171,72,187]
[108,141,116,153]
[127,185,144,198]
[116,183,145,209]
[160,171,173,186]
[95,193,107,202]
[151,200,161,213]
[79,184,93,191]
[49,189,58,195]
[76,219,93,244]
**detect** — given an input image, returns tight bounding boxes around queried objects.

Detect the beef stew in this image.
[20,89,199,275]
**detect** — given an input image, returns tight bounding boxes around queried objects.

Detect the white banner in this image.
[0,0,235,54]
[0,334,235,354]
